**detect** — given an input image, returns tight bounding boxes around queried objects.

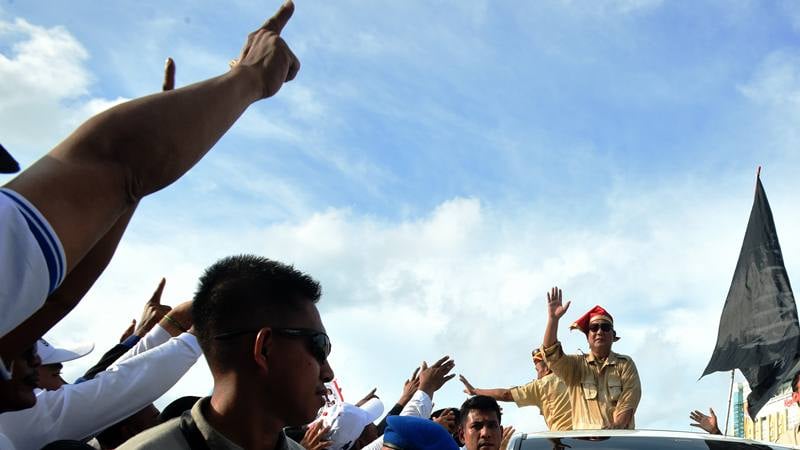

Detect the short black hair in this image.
[792,371,800,394]
[431,407,460,422]
[192,255,322,368]
[459,395,501,425]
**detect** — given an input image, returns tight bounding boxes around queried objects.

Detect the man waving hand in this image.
[541,287,641,430]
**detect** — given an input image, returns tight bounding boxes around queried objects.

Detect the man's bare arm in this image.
[4,1,299,276]
[459,375,513,401]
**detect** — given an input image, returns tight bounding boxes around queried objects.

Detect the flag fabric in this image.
[702,174,800,419]
[0,143,19,174]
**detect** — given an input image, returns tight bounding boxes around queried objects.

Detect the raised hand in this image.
[432,409,457,433]
[355,387,378,407]
[236,0,301,99]
[134,278,172,337]
[119,319,136,342]
[689,408,721,435]
[500,425,516,450]
[300,421,332,450]
[546,287,570,321]
[459,374,477,396]
[418,356,456,397]
[399,366,421,405]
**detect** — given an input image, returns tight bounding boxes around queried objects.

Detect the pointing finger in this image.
[262,0,295,34]
[148,278,166,305]
[163,57,175,91]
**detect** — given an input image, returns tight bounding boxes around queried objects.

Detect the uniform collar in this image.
[192,397,297,450]
[586,351,618,366]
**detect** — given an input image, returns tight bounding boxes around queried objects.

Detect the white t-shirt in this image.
[0,188,66,339]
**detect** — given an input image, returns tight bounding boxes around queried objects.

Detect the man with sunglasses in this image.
[121,255,334,449]
[541,287,641,430]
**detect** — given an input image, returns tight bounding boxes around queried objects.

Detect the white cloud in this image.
[0,18,129,164]
[737,50,800,162]
[739,51,800,106]
[0,18,89,98]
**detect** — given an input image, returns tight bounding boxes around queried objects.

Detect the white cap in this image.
[327,398,385,450]
[36,338,94,365]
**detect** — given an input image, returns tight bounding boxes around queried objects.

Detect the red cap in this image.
[569,305,620,341]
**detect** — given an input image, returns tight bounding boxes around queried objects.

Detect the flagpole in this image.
[725,370,734,436]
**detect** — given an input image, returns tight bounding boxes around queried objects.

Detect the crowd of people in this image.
[1,1,766,449]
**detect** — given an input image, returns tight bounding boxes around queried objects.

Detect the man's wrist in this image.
[160,315,187,337]
[228,65,264,104]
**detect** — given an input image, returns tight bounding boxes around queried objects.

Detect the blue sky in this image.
[2,0,800,435]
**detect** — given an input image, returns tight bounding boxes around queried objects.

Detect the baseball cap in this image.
[384,415,460,450]
[36,338,94,365]
[327,398,384,450]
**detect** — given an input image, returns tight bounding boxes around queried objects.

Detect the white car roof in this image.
[513,429,798,449]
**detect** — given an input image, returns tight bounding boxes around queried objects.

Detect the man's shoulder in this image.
[540,372,567,387]
[118,418,188,449]
[611,351,635,361]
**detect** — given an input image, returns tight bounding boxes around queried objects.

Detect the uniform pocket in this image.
[582,374,598,400]
[608,373,622,402]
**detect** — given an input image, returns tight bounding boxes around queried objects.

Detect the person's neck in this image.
[592,349,611,360]
[206,378,284,450]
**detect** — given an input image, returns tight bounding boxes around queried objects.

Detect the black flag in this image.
[702,172,799,419]
[0,142,19,174]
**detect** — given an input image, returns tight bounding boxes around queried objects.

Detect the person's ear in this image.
[458,424,465,443]
[254,327,272,373]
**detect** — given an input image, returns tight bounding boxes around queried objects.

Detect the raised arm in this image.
[0,302,200,449]
[0,57,177,357]
[0,206,135,360]
[459,375,513,402]
[1,2,300,340]
[376,367,420,434]
[543,287,570,348]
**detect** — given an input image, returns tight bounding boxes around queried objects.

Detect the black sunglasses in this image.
[214,327,331,364]
[588,323,613,333]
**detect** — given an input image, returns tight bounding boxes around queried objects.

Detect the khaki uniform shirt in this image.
[542,341,641,430]
[119,397,304,450]
[510,373,572,431]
